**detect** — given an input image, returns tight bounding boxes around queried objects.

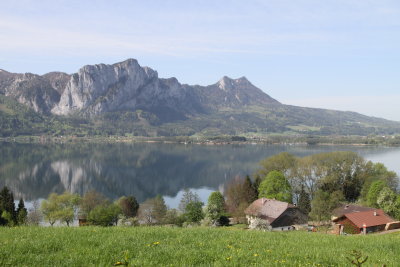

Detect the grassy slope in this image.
[0,226,399,266]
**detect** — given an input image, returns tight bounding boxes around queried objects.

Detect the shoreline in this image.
[1,134,399,147]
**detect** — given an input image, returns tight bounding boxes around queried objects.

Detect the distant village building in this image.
[332,209,398,234]
[244,198,308,231]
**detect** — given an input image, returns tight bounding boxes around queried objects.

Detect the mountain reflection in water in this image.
[1,142,399,208]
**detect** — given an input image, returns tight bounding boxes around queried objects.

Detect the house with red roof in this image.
[244,198,308,230]
[332,209,398,234]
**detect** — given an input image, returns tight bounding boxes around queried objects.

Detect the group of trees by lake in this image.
[0,186,229,227]
[226,151,400,221]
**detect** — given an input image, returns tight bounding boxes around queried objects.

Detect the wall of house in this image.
[271,208,308,228]
[335,217,361,234]
[246,215,271,230]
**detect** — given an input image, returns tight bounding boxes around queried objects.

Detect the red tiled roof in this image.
[332,204,375,217]
[334,209,394,228]
[244,198,294,224]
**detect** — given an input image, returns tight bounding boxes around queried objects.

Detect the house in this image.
[244,198,308,230]
[332,209,397,234]
[331,204,375,220]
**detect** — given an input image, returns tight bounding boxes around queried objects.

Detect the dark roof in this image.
[333,209,394,228]
[244,198,295,224]
[332,204,375,217]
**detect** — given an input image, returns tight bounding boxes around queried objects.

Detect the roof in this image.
[333,209,395,228]
[332,204,375,217]
[244,198,295,224]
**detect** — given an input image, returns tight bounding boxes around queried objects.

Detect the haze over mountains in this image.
[1,59,400,137]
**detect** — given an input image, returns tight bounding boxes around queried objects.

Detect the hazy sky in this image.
[1,0,400,120]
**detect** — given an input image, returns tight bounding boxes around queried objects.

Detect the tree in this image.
[88,203,121,226]
[79,190,108,217]
[366,180,387,208]
[163,209,184,226]
[377,187,399,218]
[138,195,167,225]
[309,190,343,221]
[57,192,81,226]
[26,200,42,226]
[360,162,398,203]
[256,152,297,179]
[206,191,229,226]
[243,176,258,204]
[297,187,311,215]
[253,176,262,196]
[184,201,204,223]
[258,171,292,203]
[206,192,225,222]
[41,193,59,226]
[225,176,257,218]
[153,195,167,223]
[41,192,81,226]
[316,152,367,202]
[178,189,200,213]
[118,196,139,218]
[0,186,16,226]
[16,198,27,225]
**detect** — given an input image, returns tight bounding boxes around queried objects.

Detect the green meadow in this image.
[0,227,399,266]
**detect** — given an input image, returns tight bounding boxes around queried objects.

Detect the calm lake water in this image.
[1,142,399,208]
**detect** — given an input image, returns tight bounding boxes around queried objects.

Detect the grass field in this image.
[0,226,399,266]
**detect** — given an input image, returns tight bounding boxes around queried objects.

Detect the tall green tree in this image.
[360,162,398,202]
[206,191,226,223]
[178,189,200,213]
[258,171,292,203]
[118,196,139,218]
[309,190,344,221]
[153,195,167,223]
[377,187,399,218]
[297,187,311,215]
[0,186,16,226]
[243,176,258,204]
[366,180,388,208]
[16,198,27,225]
[184,201,204,223]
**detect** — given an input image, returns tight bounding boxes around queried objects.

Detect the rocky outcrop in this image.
[0,71,62,114]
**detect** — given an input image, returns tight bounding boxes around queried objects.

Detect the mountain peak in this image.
[217,76,251,91]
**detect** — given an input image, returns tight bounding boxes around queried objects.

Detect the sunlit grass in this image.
[0,226,399,266]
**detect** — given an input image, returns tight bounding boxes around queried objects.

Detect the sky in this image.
[1,0,400,120]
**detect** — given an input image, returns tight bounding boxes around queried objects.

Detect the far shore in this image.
[1,134,399,147]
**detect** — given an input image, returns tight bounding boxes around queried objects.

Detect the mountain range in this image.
[1,58,400,137]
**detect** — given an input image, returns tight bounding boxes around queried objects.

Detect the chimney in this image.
[262,198,266,205]
[374,211,377,216]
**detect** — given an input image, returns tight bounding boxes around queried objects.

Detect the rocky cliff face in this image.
[0,70,64,114]
[1,59,278,120]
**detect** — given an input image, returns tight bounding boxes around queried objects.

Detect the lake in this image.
[1,142,399,208]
